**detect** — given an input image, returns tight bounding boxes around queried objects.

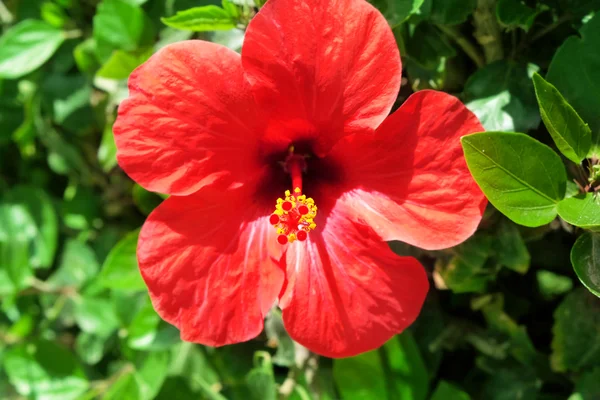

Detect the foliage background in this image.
[1,0,600,399]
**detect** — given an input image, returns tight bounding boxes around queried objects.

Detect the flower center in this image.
[269,147,318,244]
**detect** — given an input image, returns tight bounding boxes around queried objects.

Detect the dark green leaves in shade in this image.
[369,0,424,26]
[461,132,567,227]
[93,0,155,52]
[2,340,89,400]
[419,0,476,25]
[161,1,239,32]
[496,0,542,31]
[430,381,470,400]
[0,20,65,79]
[99,229,146,291]
[571,368,600,400]
[571,232,600,298]
[532,73,591,163]
[547,13,600,158]
[464,61,540,132]
[551,289,600,372]
[334,333,428,400]
[558,193,600,230]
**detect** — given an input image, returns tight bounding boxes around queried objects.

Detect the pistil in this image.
[269,147,317,244]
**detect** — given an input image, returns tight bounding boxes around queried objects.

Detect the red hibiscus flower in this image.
[113,0,486,358]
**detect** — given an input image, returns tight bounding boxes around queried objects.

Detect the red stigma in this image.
[277,234,289,245]
[297,230,308,241]
[282,201,293,211]
[298,205,309,215]
[269,214,280,225]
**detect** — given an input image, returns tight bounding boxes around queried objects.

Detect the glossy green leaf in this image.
[571,232,600,298]
[551,289,600,372]
[99,230,146,291]
[136,351,171,400]
[99,118,118,172]
[461,131,567,227]
[558,193,600,230]
[3,340,88,400]
[547,13,600,158]
[464,61,540,132]
[369,0,424,25]
[161,5,237,31]
[430,381,470,400]
[532,73,591,163]
[334,333,428,400]
[93,0,155,52]
[0,20,65,79]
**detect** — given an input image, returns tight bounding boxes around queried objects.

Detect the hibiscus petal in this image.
[279,210,429,358]
[329,90,487,250]
[114,41,264,196]
[138,189,284,346]
[242,0,401,154]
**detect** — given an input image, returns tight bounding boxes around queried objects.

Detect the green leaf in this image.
[494,220,530,274]
[551,289,600,372]
[3,340,88,400]
[419,0,476,25]
[97,48,153,80]
[99,230,146,291]
[264,309,295,367]
[246,352,277,400]
[73,296,120,338]
[481,366,541,400]
[48,239,99,289]
[496,0,541,31]
[99,118,118,172]
[73,38,101,75]
[570,367,600,400]
[161,5,237,31]
[41,74,94,135]
[132,184,163,215]
[532,73,591,163]
[461,131,567,227]
[430,381,470,400]
[62,185,101,231]
[1,185,58,271]
[369,0,424,25]
[536,270,573,300]
[547,14,600,158]
[334,333,428,400]
[436,234,494,293]
[135,351,171,400]
[0,20,65,79]
[558,193,600,230]
[127,296,180,351]
[571,232,600,298]
[168,342,220,395]
[464,61,540,132]
[75,332,109,365]
[94,0,156,52]
[103,370,142,400]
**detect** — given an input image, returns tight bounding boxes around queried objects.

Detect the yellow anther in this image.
[288,233,297,243]
[294,187,301,194]
[285,190,291,197]
[309,223,316,230]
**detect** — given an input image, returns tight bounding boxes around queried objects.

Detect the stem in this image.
[473,0,504,64]
[529,15,571,43]
[436,24,485,68]
[63,29,83,39]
